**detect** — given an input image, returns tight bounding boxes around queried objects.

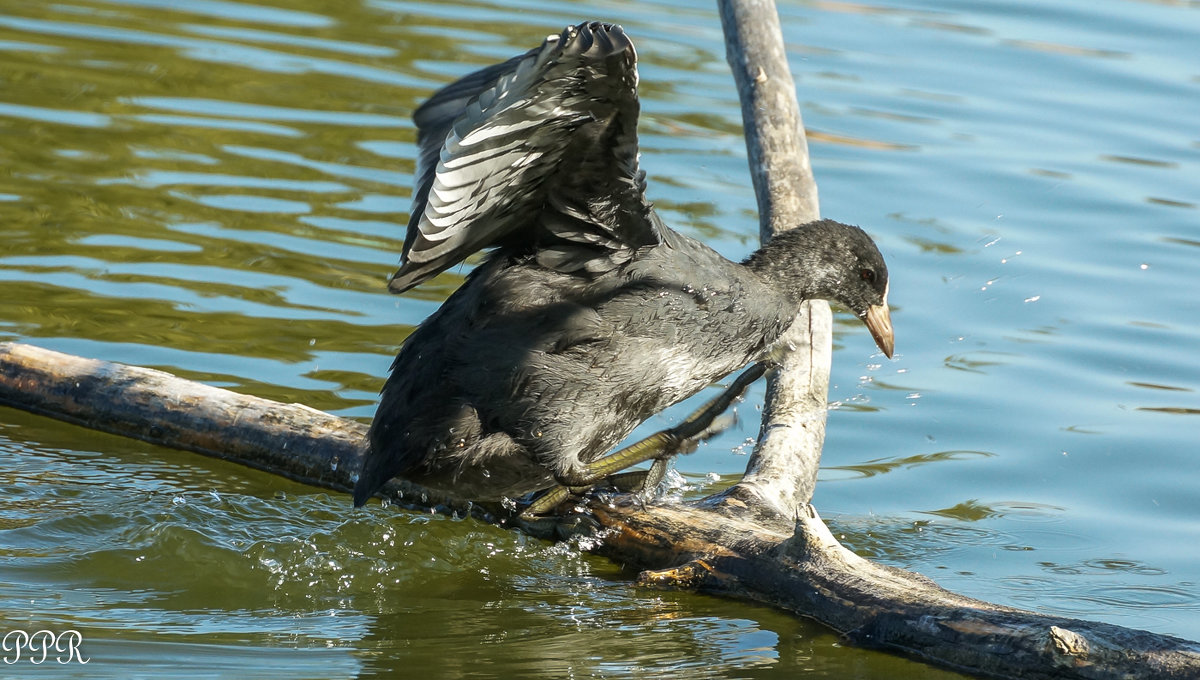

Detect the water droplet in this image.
[1139,263,1149,270]
[731,437,756,456]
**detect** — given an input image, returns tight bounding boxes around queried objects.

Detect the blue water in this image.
[0,0,1197,677]
[796,0,1200,635]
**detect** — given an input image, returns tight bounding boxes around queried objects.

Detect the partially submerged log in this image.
[2,1,1198,679]
[0,342,458,513]
[2,341,1199,679]
[598,504,1200,680]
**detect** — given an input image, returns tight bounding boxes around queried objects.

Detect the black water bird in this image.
[353,22,893,511]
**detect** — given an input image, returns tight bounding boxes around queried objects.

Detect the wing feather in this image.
[389,22,661,294]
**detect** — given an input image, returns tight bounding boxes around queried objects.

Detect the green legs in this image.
[520,361,770,518]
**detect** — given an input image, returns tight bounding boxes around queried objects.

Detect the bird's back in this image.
[362,231,798,502]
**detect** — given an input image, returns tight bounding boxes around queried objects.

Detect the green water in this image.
[2,0,1198,677]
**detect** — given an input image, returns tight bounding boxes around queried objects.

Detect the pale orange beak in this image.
[863,303,894,358]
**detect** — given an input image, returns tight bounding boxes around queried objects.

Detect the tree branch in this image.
[714,0,832,517]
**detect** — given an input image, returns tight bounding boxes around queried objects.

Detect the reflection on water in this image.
[2,0,1200,675]
[822,449,996,481]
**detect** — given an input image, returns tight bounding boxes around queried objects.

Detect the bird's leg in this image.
[561,360,769,484]
[520,484,572,518]
[608,460,665,495]
[520,361,769,518]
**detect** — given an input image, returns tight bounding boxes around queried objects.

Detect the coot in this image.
[353,22,893,510]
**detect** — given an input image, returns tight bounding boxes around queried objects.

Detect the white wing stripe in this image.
[455,114,542,147]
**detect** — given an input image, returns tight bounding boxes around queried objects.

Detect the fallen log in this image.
[2,340,1198,679]
[2,1,1197,678]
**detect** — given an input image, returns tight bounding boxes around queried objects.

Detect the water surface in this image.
[1,0,1197,677]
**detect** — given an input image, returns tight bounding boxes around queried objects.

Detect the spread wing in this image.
[389,21,662,294]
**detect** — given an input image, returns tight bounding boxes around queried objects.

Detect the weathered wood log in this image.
[0,342,458,512]
[3,342,1199,679]
[2,2,1198,679]
[596,503,1200,680]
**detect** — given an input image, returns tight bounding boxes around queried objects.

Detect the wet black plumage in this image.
[353,22,893,507]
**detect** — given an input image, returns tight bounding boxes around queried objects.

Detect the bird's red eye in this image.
[860,269,875,283]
